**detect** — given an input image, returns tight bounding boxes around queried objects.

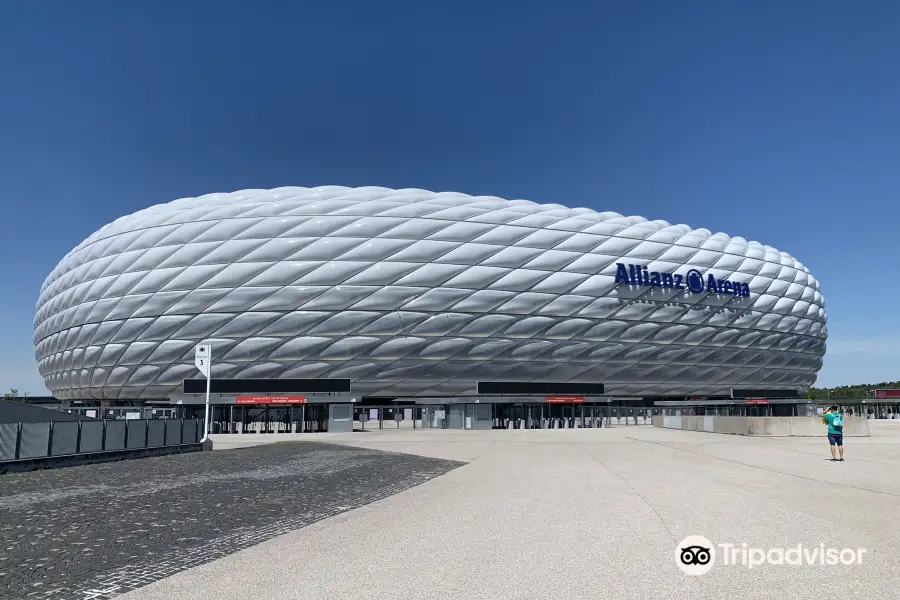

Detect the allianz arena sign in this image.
[615,263,752,298]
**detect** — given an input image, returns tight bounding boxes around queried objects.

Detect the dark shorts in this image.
[828,433,843,446]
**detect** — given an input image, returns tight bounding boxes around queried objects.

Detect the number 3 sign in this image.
[194,344,211,377]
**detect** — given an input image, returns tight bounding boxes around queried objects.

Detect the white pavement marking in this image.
[81,586,121,599]
[122,423,900,600]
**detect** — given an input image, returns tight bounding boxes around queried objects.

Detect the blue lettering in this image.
[686,270,704,293]
[614,263,751,296]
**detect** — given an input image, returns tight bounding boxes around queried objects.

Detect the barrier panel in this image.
[147,420,166,447]
[19,422,51,459]
[50,422,79,456]
[713,417,750,435]
[0,423,18,460]
[747,417,790,436]
[126,420,147,449]
[105,421,126,451]
[787,418,828,436]
[165,419,182,445]
[182,419,199,444]
[663,415,681,429]
[79,421,104,453]
[1,418,205,471]
[681,416,704,432]
[653,416,871,437]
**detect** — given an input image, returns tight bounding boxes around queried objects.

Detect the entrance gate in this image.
[355,406,424,430]
[186,402,655,433]
[492,403,653,429]
[197,403,330,434]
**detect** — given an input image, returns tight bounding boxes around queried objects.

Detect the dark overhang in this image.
[730,389,800,399]
[182,378,351,394]
[476,381,605,395]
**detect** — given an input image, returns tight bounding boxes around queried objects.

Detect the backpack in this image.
[832,414,843,430]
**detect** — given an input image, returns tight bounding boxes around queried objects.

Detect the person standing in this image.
[822,405,844,461]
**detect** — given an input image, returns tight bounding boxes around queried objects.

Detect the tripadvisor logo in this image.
[676,535,868,575]
[615,263,751,298]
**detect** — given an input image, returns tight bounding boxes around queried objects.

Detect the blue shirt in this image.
[823,412,842,435]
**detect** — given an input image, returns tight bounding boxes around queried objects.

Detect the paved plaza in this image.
[2,423,900,599]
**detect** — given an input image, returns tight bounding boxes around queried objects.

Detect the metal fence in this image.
[0,418,202,463]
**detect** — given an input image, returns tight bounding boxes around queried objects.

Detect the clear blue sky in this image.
[2,1,898,394]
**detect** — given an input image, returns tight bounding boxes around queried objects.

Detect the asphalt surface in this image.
[124,423,900,600]
[0,441,463,600]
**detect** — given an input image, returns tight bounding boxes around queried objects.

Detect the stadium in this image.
[32,186,827,431]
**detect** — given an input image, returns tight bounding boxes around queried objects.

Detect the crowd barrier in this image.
[652,415,871,437]
[0,418,203,472]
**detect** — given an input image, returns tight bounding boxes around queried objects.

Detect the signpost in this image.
[194,344,211,441]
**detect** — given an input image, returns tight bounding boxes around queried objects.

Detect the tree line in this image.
[803,381,900,400]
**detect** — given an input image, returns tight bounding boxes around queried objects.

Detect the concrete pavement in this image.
[122,423,900,600]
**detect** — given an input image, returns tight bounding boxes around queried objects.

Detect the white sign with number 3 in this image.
[195,344,211,377]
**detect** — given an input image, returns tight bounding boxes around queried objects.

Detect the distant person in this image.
[822,405,844,462]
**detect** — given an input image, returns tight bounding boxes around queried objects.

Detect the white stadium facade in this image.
[33,186,827,431]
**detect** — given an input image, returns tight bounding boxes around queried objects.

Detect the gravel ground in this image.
[0,442,463,600]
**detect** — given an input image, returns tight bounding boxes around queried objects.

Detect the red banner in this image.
[874,389,900,398]
[235,396,306,405]
[545,396,585,403]
[745,398,768,405]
